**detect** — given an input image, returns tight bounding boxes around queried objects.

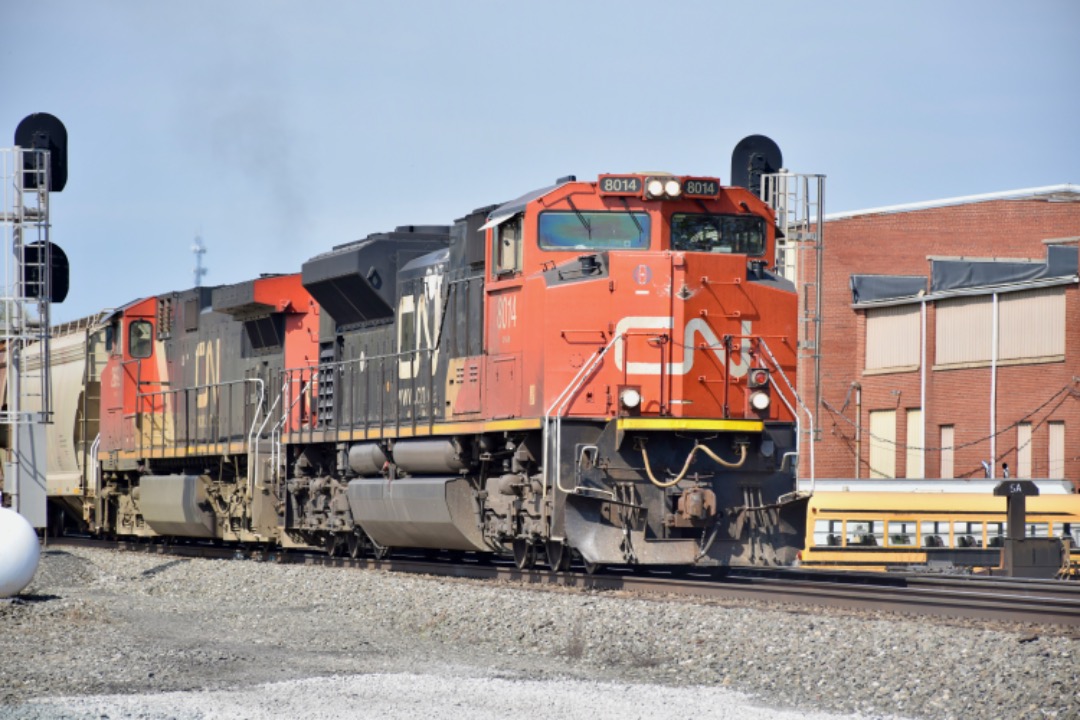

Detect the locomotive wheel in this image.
[545,540,571,572]
[513,539,536,571]
[347,531,363,560]
[324,533,342,557]
[581,558,603,576]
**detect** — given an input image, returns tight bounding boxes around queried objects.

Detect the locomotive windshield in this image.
[538,211,650,251]
[670,213,766,256]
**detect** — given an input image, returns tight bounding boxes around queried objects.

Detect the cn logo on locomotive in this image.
[397,269,444,380]
[613,317,753,377]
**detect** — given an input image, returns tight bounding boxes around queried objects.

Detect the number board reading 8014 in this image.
[682,177,720,198]
[597,175,642,196]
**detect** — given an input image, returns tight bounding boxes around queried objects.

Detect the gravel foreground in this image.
[0,548,1076,720]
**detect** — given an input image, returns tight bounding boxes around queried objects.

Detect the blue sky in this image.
[2,0,1077,322]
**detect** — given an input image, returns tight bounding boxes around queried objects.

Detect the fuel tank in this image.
[346,476,486,551]
[139,474,216,538]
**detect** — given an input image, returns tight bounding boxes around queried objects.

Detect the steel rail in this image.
[48,537,1080,627]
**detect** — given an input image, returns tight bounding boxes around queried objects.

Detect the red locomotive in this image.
[29,137,809,571]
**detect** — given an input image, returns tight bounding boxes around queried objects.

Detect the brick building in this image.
[808,185,1080,486]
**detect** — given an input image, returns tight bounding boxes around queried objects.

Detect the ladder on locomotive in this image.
[79,319,110,494]
[763,172,825,443]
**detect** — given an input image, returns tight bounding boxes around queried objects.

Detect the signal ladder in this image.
[1,147,55,525]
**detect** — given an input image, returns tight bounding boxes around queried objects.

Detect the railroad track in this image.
[48,536,1080,627]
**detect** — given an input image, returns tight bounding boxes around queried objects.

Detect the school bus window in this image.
[953,521,983,548]
[987,522,1007,547]
[814,519,842,547]
[1026,522,1050,538]
[920,521,946,547]
[129,320,153,359]
[886,520,917,547]
[846,520,883,547]
[1063,523,1080,544]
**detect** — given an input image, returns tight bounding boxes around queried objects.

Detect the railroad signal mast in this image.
[731,136,826,474]
[0,113,69,528]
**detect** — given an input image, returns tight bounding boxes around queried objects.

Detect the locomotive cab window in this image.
[670,213,765,256]
[538,211,649,251]
[128,319,153,359]
[494,214,524,276]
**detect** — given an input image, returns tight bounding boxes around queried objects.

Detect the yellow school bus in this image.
[799,479,1080,574]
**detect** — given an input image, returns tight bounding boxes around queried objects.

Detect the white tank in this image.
[0,506,41,598]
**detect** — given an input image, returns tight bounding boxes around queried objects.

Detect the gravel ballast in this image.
[0,547,1076,719]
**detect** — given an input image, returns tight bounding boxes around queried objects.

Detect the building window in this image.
[865,305,920,372]
[940,425,955,479]
[935,287,1064,367]
[868,409,896,479]
[906,408,923,479]
[1049,421,1065,478]
[998,287,1064,361]
[1017,422,1032,478]
[935,296,992,365]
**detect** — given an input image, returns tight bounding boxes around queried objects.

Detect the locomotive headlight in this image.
[749,391,771,412]
[620,387,642,409]
[646,178,665,197]
[664,179,682,197]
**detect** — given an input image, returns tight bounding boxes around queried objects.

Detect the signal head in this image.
[14,113,68,192]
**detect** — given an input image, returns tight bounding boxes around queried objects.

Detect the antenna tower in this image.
[192,234,207,287]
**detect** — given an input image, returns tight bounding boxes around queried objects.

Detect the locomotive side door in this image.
[100,301,157,460]
[483,214,525,419]
[100,315,124,460]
